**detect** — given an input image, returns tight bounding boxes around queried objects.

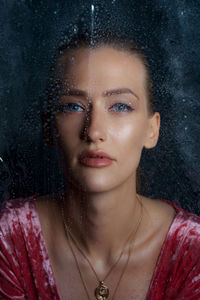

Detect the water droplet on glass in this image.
[90,4,95,46]
[73,25,78,33]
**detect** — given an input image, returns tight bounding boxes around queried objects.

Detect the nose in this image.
[81,105,107,143]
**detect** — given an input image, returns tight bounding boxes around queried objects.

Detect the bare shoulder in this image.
[142,196,176,220]
[35,194,60,216]
[139,195,177,242]
[35,195,62,239]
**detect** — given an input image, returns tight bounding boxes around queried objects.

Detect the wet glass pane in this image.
[1,1,200,213]
[1,2,200,299]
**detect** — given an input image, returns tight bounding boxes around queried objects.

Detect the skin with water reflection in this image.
[37,46,176,299]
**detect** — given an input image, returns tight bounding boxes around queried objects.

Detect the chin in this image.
[67,171,119,194]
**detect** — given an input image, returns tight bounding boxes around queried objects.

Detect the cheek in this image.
[55,115,82,144]
[110,118,147,150]
[110,118,148,171]
[54,117,82,165]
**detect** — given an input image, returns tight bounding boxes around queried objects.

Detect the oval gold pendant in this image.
[95,281,109,300]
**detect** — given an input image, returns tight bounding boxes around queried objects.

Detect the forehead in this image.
[56,46,146,94]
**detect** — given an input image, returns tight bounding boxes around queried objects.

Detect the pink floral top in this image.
[0,195,200,299]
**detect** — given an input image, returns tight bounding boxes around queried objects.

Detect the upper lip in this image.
[79,149,113,160]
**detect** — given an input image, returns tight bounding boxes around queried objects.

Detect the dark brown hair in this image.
[42,30,155,193]
[44,29,154,117]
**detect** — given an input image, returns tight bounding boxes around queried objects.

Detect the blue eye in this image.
[58,103,84,112]
[111,103,134,112]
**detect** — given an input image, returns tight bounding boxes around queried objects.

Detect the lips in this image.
[78,150,114,167]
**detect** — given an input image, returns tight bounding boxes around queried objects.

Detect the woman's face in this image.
[53,46,160,192]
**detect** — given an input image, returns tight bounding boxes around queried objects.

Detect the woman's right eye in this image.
[58,103,85,112]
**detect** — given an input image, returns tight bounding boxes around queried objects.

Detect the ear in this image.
[41,111,57,147]
[144,112,160,149]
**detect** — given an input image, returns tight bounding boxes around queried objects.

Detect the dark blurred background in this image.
[0,0,200,214]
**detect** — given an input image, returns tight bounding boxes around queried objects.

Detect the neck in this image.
[61,176,142,263]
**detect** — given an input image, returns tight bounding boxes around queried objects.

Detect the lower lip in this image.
[79,157,113,167]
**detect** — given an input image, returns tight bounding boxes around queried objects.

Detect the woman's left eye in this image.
[110,103,134,112]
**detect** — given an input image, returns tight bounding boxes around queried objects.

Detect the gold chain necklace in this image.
[61,195,143,300]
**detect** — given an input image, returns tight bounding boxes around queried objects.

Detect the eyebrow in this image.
[61,88,139,100]
[103,88,139,100]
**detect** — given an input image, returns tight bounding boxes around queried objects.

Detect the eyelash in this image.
[58,103,84,112]
[57,102,134,113]
[110,103,134,112]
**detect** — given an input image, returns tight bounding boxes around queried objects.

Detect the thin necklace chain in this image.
[62,196,142,283]
[66,222,133,300]
[61,194,143,300]
[66,229,91,300]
